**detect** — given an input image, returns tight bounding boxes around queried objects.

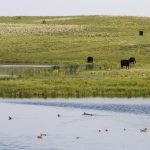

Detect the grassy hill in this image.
[0,16,150,98]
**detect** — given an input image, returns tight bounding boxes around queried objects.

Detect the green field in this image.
[0,16,150,98]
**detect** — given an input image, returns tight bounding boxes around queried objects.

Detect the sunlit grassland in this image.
[0,16,150,66]
[0,67,149,98]
[0,16,150,98]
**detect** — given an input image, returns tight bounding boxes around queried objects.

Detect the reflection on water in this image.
[0,64,57,77]
[0,65,55,68]
[0,74,12,77]
[2,98,150,115]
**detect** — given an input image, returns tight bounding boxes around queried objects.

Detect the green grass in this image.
[0,15,150,98]
[0,71,149,98]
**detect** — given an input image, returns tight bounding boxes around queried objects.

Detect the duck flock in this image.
[8,112,149,140]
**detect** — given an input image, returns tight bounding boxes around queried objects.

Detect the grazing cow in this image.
[139,31,143,36]
[87,57,93,63]
[121,60,129,69]
[129,57,136,64]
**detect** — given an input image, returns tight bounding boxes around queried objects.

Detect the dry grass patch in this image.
[0,23,87,36]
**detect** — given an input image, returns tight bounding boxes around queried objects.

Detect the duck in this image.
[140,128,148,133]
[41,134,46,136]
[105,129,108,132]
[82,112,94,116]
[37,134,43,139]
[8,116,12,120]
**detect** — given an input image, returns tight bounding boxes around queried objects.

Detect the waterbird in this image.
[83,112,94,116]
[37,134,43,139]
[41,134,46,136]
[8,116,12,120]
[140,128,148,133]
[105,129,108,132]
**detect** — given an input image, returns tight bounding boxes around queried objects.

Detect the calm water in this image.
[0,64,58,77]
[0,98,150,150]
[0,65,55,68]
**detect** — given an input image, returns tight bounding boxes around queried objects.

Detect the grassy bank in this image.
[0,68,149,98]
[0,16,150,98]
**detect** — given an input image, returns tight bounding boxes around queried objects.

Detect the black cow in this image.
[87,57,93,63]
[129,57,136,64]
[121,60,129,69]
[139,31,143,36]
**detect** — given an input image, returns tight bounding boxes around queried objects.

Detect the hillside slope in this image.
[0,16,150,68]
[0,16,150,98]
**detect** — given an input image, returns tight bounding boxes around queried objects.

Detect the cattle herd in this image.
[87,56,136,69]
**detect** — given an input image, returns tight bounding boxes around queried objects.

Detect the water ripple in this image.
[2,99,150,115]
